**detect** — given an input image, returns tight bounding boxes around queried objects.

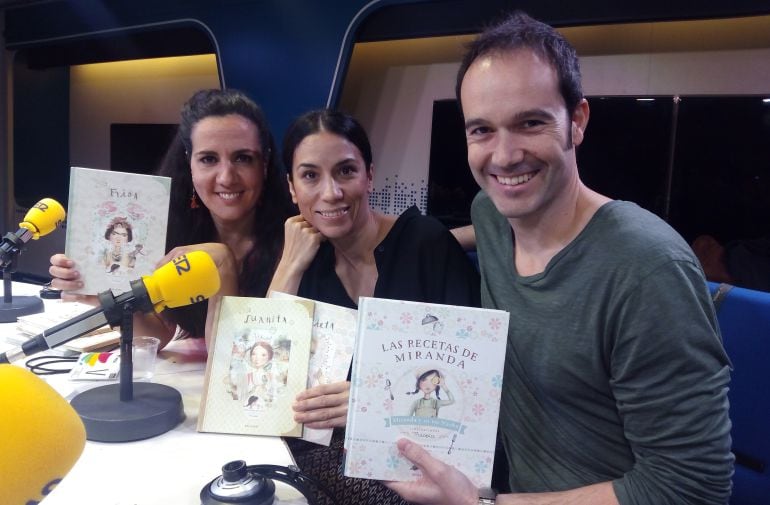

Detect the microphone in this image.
[0,250,220,364]
[0,365,86,504]
[1,198,67,323]
[0,198,66,269]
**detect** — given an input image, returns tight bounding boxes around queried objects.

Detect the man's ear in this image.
[287,174,298,204]
[571,99,590,147]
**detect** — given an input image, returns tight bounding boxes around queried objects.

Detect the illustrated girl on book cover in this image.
[243,340,289,412]
[100,216,141,274]
[92,201,151,282]
[406,369,455,418]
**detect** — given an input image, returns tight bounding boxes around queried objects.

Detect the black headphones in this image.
[200,460,339,505]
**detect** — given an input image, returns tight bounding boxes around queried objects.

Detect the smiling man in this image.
[387,11,733,505]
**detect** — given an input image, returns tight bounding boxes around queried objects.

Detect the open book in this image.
[344,297,509,488]
[14,301,119,352]
[64,166,171,295]
[198,296,314,437]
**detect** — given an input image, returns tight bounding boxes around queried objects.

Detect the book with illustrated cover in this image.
[64,166,171,295]
[344,298,509,488]
[197,296,314,438]
[269,291,357,446]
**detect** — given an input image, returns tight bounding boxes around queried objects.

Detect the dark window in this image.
[577,96,674,220]
[427,99,478,228]
[426,95,770,243]
[110,123,179,176]
[669,96,770,244]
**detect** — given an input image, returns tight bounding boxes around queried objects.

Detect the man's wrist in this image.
[478,487,497,504]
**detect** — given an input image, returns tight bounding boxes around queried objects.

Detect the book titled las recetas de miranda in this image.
[64,166,170,295]
[198,296,314,438]
[344,297,509,488]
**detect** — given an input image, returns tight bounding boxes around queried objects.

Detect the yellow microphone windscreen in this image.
[0,365,86,504]
[19,198,66,240]
[142,250,221,312]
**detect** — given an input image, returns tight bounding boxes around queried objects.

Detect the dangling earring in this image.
[190,188,200,209]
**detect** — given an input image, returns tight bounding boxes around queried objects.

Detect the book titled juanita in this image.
[198,296,314,438]
[344,297,509,488]
[64,166,171,295]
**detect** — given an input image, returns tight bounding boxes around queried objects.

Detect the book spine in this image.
[196,297,228,432]
[342,298,368,472]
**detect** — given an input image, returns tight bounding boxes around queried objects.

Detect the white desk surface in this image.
[1,282,307,505]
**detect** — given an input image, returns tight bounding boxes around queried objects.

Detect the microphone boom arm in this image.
[0,250,219,364]
[2,278,161,364]
[0,228,33,270]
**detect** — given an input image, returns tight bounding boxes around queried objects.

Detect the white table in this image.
[0,283,308,505]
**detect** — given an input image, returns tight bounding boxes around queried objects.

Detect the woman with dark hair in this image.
[156,88,295,342]
[269,109,479,505]
[50,88,295,347]
[270,109,479,307]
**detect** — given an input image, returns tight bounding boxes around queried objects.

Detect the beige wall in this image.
[15,54,219,278]
[69,54,220,170]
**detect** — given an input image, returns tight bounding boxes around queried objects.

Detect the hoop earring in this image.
[190,188,200,209]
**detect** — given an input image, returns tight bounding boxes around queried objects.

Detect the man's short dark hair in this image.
[455,11,583,117]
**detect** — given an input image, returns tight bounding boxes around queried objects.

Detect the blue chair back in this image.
[708,282,770,505]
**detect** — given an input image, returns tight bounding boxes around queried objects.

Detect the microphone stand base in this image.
[0,295,44,323]
[71,382,184,442]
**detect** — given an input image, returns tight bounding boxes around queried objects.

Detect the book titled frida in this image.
[198,296,314,438]
[344,297,509,488]
[269,291,357,446]
[64,166,171,295]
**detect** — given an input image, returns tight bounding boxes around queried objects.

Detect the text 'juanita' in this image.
[243,314,288,324]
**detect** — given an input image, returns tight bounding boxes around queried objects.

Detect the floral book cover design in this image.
[269,291,357,446]
[344,297,509,488]
[64,166,171,295]
[198,296,314,438]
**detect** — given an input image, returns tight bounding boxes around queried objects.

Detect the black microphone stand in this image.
[70,284,184,442]
[0,242,44,323]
